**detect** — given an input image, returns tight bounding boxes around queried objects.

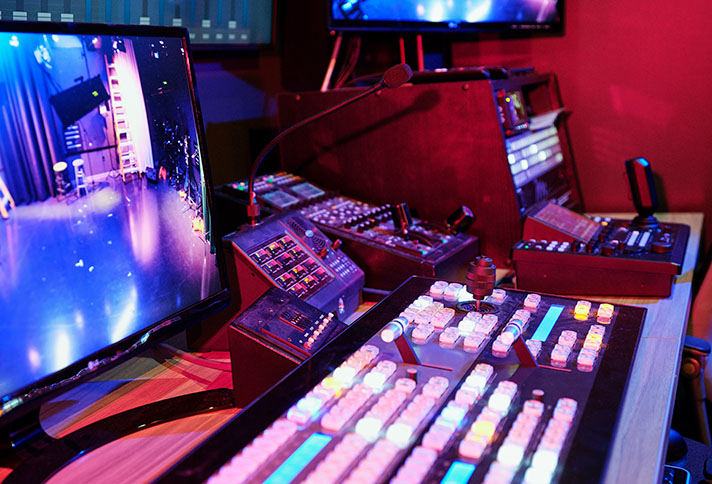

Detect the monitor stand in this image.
[1,387,234,483]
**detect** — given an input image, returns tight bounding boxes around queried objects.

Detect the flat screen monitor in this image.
[329,0,564,34]
[0,20,228,432]
[0,0,273,47]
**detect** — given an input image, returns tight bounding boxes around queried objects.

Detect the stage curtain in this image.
[0,33,63,205]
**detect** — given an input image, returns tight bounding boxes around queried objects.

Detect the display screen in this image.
[0,23,225,420]
[330,0,563,33]
[0,1,273,46]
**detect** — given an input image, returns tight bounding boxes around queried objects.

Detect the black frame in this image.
[0,19,230,432]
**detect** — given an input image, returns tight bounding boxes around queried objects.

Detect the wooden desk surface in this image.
[589,213,704,484]
[0,213,703,484]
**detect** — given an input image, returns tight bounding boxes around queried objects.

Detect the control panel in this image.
[224,211,364,320]
[162,276,646,484]
[220,173,479,290]
[228,286,348,407]
[512,202,689,296]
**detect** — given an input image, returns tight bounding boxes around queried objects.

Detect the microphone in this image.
[246,63,414,226]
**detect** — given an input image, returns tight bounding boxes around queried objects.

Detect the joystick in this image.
[466,255,496,311]
[390,202,413,236]
[625,157,659,229]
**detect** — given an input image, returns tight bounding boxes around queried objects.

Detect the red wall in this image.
[453,1,711,249]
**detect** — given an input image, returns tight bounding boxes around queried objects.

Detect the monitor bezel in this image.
[327,0,565,35]
[0,20,230,432]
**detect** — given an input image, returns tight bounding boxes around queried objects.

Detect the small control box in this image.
[512,203,689,296]
[228,286,348,406]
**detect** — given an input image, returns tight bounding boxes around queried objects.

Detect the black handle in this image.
[625,157,659,228]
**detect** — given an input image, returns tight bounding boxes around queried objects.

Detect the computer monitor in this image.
[0,20,229,450]
[329,0,564,34]
[0,1,274,47]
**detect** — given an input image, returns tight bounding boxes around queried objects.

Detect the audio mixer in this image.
[220,173,479,290]
[161,276,646,484]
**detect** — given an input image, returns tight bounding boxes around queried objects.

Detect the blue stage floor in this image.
[0,177,221,400]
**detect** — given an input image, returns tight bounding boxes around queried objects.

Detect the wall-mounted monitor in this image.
[329,0,563,34]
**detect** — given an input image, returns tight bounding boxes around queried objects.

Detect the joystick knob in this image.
[466,256,496,311]
[625,157,659,229]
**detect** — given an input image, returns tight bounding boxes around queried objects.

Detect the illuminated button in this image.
[455,387,480,407]
[459,317,476,333]
[423,383,446,399]
[481,314,499,333]
[491,338,512,358]
[531,448,560,472]
[422,426,453,451]
[523,400,545,417]
[429,280,448,297]
[287,407,312,425]
[412,295,433,308]
[550,346,570,366]
[557,330,577,347]
[463,333,486,351]
[497,442,525,467]
[490,288,506,303]
[386,422,414,447]
[597,303,614,320]
[411,324,434,343]
[523,466,555,484]
[333,366,357,385]
[394,378,417,394]
[514,309,531,322]
[589,324,606,336]
[459,438,487,460]
[375,360,397,376]
[320,411,348,432]
[363,371,388,390]
[574,300,592,320]
[297,395,323,414]
[485,461,516,482]
[441,401,468,424]
[583,335,603,351]
[524,293,542,310]
[444,283,463,300]
[439,327,460,346]
[526,339,542,358]
[488,392,514,414]
[626,230,641,247]
[355,417,383,441]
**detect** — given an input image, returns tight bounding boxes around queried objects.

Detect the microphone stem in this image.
[247,81,386,225]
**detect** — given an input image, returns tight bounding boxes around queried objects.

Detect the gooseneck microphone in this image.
[246,63,413,226]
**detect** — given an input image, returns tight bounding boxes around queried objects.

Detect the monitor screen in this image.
[330,0,563,33]
[0,1,273,47]
[0,21,227,425]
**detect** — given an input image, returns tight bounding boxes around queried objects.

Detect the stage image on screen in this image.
[333,0,560,25]
[0,30,221,406]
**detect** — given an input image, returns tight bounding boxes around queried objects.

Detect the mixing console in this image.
[162,276,646,484]
[220,173,479,290]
